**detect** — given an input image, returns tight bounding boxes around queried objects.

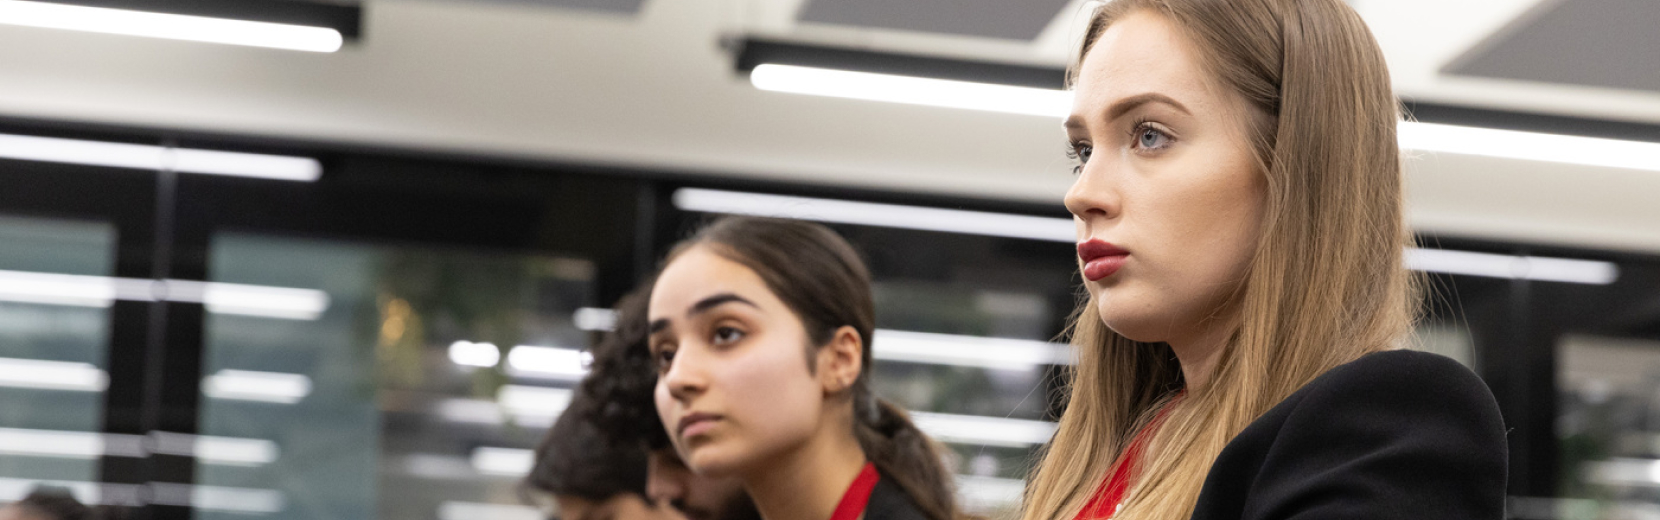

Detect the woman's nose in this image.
[1064,163,1121,222]
[661,347,707,401]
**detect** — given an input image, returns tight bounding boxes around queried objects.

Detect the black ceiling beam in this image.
[731,36,1067,90]
[44,0,363,39]
[1403,101,1660,144]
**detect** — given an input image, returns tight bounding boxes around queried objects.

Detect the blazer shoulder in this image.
[1196,349,1509,520]
[1295,349,1493,410]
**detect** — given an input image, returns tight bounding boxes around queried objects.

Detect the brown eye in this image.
[711,326,745,346]
[654,348,676,372]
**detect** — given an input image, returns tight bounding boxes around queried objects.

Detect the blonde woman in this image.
[1026,0,1508,519]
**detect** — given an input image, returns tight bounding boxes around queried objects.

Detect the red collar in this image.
[828,462,880,520]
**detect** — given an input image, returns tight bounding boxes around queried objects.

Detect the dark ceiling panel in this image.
[1444,0,1660,93]
[798,0,1073,41]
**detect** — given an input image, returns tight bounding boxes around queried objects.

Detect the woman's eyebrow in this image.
[647,292,759,333]
[687,292,758,316]
[1064,92,1190,131]
[1105,92,1191,121]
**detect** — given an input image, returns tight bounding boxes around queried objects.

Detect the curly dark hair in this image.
[573,281,672,449]
[11,487,93,520]
[522,282,665,501]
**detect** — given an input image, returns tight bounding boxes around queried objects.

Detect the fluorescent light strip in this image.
[1586,458,1660,487]
[438,501,543,520]
[0,428,107,458]
[0,428,273,466]
[470,447,535,477]
[1399,121,1660,173]
[496,385,573,419]
[0,269,330,320]
[572,307,618,332]
[874,329,1072,370]
[0,0,342,52]
[673,188,1074,242]
[0,356,108,391]
[751,64,1071,118]
[956,475,1025,514]
[0,133,322,181]
[506,345,591,379]
[147,483,286,514]
[910,411,1056,448]
[202,369,313,404]
[1405,248,1618,285]
[448,340,501,368]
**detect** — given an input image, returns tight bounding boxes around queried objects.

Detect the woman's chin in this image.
[683,445,743,478]
[1096,307,1166,344]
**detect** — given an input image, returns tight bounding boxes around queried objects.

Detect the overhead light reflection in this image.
[448,341,501,368]
[0,269,330,320]
[909,411,1056,448]
[0,0,343,53]
[506,346,590,379]
[470,447,534,477]
[0,133,323,180]
[751,64,1072,118]
[874,329,1072,370]
[673,188,1074,242]
[572,307,618,332]
[202,369,312,404]
[0,357,108,391]
[1405,248,1618,284]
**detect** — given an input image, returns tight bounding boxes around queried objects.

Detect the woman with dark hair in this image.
[576,285,760,520]
[647,216,957,520]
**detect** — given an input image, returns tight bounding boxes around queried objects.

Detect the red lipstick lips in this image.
[1077,239,1129,281]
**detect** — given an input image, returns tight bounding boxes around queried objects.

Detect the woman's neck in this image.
[1167,311,1239,391]
[742,421,868,520]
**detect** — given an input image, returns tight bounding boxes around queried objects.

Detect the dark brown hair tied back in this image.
[670,216,959,520]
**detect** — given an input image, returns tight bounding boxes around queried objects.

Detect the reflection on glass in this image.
[198,233,593,520]
[0,215,114,502]
[869,281,1060,516]
[1556,335,1660,520]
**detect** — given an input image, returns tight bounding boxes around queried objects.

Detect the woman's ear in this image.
[818,325,864,394]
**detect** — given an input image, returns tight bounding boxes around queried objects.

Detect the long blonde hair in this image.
[1021,1,1420,519]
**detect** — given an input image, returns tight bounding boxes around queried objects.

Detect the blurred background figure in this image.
[523,401,676,520]
[0,488,92,520]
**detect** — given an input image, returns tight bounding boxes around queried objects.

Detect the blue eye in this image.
[1066,143,1092,175]
[1130,121,1174,151]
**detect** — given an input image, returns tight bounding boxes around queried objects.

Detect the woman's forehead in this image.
[648,248,775,320]
[1072,12,1215,117]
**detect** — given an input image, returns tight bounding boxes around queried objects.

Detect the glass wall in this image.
[195,233,596,520]
[0,215,116,503]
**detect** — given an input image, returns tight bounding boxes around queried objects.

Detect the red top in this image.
[829,462,881,520]
[1075,401,1180,520]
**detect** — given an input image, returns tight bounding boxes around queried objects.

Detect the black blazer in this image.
[1190,350,1508,520]
[865,472,929,520]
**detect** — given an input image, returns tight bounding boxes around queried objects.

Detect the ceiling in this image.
[1444,0,1660,94]
[0,0,1656,254]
